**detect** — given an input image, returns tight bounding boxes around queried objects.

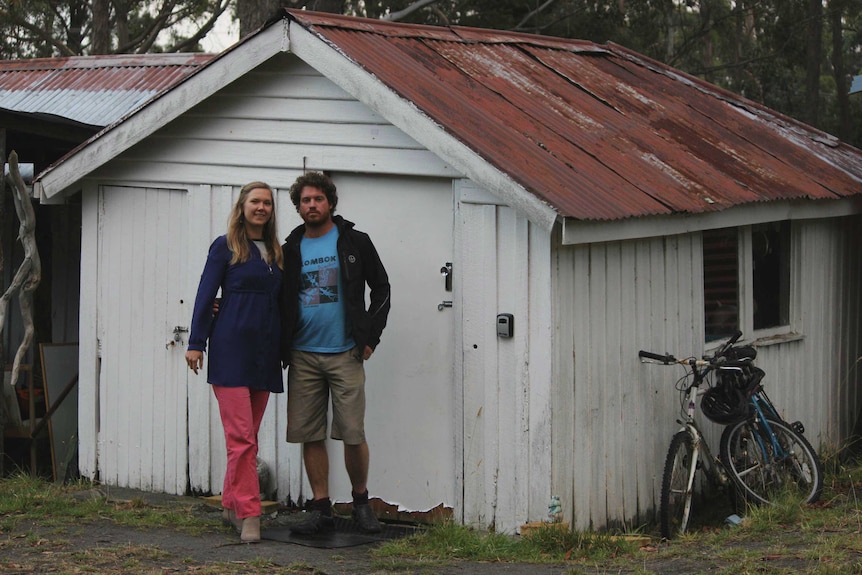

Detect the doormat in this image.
[261,515,420,548]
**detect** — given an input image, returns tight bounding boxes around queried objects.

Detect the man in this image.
[280,171,390,534]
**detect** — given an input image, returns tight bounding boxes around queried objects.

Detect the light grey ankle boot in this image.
[240,516,260,543]
[222,508,242,532]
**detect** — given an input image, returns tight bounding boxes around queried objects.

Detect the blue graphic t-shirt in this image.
[293,226,355,352]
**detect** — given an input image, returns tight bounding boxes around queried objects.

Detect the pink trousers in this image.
[212,385,270,519]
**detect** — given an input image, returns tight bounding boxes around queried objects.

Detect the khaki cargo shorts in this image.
[286,348,366,445]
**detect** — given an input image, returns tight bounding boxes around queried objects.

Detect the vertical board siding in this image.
[78,184,99,479]
[97,186,189,492]
[528,225,554,523]
[460,202,496,527]
[756,217,862,451]
[458,186,553,533]
[186,184,215,494]
[495,207,528,528]
[554,216,862,529]
[555,232,714,529]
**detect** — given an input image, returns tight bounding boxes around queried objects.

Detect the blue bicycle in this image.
[709,343,823,506]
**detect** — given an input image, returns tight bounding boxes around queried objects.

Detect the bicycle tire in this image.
[660,431,697,539]
[719,416,823,506]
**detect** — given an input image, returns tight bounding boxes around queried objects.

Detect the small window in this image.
[703,228,739,341]
[752,221,790,330]
[702,221,793,343]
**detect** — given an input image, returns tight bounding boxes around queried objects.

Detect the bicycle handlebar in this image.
[715,330,743,357]
[639,331,747,368]
[638,350,676,364]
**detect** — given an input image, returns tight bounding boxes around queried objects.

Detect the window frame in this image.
[704,222,799,348]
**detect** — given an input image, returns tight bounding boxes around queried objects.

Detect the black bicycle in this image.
[640,331,822,539]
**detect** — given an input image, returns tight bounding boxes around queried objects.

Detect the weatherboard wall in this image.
[552,216,862,530]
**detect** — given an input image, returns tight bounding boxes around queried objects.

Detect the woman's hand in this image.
[186,350,204,374]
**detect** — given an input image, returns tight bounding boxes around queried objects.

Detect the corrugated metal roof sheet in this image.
[0,53,213,127]
[288,11,862,221]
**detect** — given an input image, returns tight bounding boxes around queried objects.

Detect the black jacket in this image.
[280,215,390,364]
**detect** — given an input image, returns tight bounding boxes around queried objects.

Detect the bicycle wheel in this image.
[719,416,822,506]
[660,431,697,539]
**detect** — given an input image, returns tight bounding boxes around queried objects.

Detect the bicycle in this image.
[714,359,823,508]
[639,331,823,539]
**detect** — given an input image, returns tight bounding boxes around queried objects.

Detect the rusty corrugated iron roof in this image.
[0,53,214,127]
[287,10,862,221]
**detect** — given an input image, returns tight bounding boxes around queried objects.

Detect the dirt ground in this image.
[0,486,836,575]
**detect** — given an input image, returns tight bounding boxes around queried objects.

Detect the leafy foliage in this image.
[0,0,230,57]
[345,0,862,147]
[2,0,862,145]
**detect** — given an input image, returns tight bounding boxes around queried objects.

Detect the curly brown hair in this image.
[289,171,338,213]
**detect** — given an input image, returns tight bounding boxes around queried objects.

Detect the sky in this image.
[200,10,240,52]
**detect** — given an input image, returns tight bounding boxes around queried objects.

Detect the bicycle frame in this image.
[719,367,793,463]
[738,389,809,485]
[678,377,726,488]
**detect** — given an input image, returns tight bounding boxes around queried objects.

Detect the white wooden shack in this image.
[31,10,862,533]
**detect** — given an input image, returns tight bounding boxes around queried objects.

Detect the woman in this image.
[185,182,284,543]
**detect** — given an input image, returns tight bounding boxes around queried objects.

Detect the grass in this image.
[375,521,637,564]
[0,473,211,534]
[0,458,861,573]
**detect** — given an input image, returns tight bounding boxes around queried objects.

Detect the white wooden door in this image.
[290,174,457,511]
[97,185,189,494]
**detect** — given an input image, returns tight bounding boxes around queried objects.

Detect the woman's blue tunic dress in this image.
[187,235,283,392]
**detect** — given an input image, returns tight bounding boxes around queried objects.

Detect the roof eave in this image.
[35,20,290,201]
[562,196,862,245]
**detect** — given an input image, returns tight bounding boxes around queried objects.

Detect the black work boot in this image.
[351,490,381,533]
[290,498,334,534]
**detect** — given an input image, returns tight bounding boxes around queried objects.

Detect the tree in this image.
[3,0,862,146]
[237,0,280,37]
[0,0,232,57]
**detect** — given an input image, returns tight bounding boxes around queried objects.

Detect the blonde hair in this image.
[226,181,284,269]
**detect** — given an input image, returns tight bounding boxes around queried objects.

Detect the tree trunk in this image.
[700,0,714,84]
[237,0,282,37]
[113,0,131,51]
[805,0,823,127]
[91,0,111,54]
[830,0,851,141]
[66,0,88,54]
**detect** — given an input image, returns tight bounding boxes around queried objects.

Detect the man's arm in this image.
[362,234,390,351]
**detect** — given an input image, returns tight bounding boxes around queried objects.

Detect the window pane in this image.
[753,221,790,330]
[703,228,739,341]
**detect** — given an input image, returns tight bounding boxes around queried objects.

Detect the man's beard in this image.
[303,212,330,227]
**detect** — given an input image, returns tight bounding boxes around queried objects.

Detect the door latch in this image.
[440,262,453,292]
[167,326,189,349]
